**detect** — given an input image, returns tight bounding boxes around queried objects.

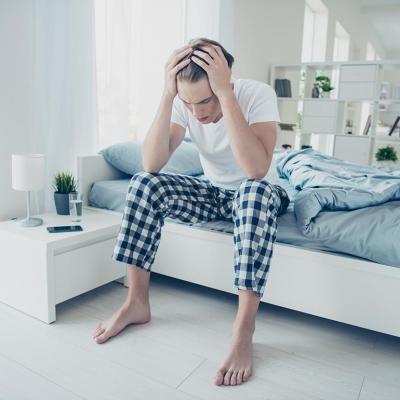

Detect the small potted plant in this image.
[315,75,334,99]
[375,145,398,168]
[52,172,78,215]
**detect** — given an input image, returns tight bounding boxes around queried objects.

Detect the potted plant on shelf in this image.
[52,172,78,215]
[315,75,334,99]
[375,145,398,168]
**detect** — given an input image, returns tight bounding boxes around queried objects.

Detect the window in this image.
[94,0,186,149]
[333,21,350,62]
[301,0,329,62]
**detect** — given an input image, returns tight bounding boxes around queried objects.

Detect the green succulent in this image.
[315,75,334,92]
[52,171,78,194]
[375,146,398,162]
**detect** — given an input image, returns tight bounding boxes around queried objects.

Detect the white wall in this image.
[232,0,305,82]
[0,0,35,221]
[323,0,387,60]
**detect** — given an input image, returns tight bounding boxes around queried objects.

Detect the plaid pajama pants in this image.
[112,171,290,297]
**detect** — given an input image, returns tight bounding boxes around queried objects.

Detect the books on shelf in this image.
[274,79,292,97]
[389,116,400,136]
[279,123,296,131]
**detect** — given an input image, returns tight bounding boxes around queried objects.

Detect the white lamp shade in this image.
[12,154,45,191]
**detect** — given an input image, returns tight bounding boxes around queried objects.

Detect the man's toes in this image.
[223,370,233,386]
[93,327,105,339]
[213,369,225,386]
[243,368,252,382]
[93,326,103,337]
[93,323,102,336]
[236,370,244,385]
[94,330,111,344]
[230,371,238,386]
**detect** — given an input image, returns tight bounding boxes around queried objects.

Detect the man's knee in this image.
[234,179,279,212]
[131,171,161,184]
[236,178,274,198]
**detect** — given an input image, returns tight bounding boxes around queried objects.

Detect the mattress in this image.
[88,176,346,256]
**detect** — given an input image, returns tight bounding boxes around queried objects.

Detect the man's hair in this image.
[176,37,234,83]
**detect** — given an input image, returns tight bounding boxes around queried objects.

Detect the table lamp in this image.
[12,154,45,227]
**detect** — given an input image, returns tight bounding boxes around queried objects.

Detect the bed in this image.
[77,150,400,338]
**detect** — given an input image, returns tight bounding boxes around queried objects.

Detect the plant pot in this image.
[374,160,397,170]
[54,192,75,215]
[320,91,331,99]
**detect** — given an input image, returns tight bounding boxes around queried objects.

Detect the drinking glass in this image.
[69,192,83,222]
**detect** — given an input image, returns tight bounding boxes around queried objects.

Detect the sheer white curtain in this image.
[94,0,186,148]
[33,0,98,213]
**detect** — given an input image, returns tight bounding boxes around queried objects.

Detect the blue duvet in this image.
[276,149,400,267]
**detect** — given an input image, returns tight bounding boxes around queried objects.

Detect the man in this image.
[93,38,289,387]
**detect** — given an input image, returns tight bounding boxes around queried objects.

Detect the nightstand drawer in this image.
[54,237,126,303]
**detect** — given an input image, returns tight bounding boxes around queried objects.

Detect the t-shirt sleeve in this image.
[170,95,188,129]
[248,83,281,124]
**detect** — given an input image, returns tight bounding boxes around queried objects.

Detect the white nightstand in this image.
[0,206,127,323]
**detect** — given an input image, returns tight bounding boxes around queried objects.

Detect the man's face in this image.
[177,78,222,124]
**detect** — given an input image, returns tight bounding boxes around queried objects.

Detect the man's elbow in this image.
[246,168,268,180]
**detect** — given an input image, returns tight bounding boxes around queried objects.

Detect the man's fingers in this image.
[166,49,190,72]
[173,58,191,73]
[209,45,228,66]
[191,55,209,70]
[193,50,213,65]
[212,45,224,57]
[201,45,219,59]
[168,47,192,68]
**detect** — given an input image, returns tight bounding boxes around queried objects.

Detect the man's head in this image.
[176,38,234,124]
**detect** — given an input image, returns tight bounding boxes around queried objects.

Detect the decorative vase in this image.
[320,91,331,99]
[375,160,397,170]
[54,192,75,215]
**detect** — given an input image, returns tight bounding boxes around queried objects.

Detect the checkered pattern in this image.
[112,171,290,297]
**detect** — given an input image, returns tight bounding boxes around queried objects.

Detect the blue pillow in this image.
[99,140,203,176]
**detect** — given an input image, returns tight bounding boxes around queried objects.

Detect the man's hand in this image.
[191,45,233,99]
[163,45,192,98]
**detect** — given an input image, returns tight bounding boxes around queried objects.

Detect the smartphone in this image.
[47,225,83,233]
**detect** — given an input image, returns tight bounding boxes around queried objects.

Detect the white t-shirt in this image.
[171,78,280,190]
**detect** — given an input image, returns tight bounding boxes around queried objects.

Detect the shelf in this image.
[377,98,400,103]
[302,98,341,102]
[333,133,371,138]
[271,60,400,166]
[277,97,301,101]
[373,136,400,143]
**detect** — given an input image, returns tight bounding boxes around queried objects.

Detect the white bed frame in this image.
[78,155,400,338]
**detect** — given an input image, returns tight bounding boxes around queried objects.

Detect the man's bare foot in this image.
[213,327,254,386]
[93,299,151,344]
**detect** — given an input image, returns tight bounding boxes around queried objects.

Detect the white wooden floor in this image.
[1,274,400,400]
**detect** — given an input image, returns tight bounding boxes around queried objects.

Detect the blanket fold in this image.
[276,148,400,239]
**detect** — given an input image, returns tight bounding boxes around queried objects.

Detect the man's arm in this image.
[142,45,191,172]
[142,93,186,172]
[218,92,276,179]
[191,45,276,179]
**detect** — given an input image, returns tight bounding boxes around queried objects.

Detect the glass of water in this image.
[69,192,83,222]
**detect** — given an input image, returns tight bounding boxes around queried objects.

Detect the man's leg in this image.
[213,289,260,386]
[93,171,221,344]
[93,265,150,343]
[214,179,287,386]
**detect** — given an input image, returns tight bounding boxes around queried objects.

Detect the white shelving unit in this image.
[270,60,400,166]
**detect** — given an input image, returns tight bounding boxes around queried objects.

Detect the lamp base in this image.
[16,217,43,227]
